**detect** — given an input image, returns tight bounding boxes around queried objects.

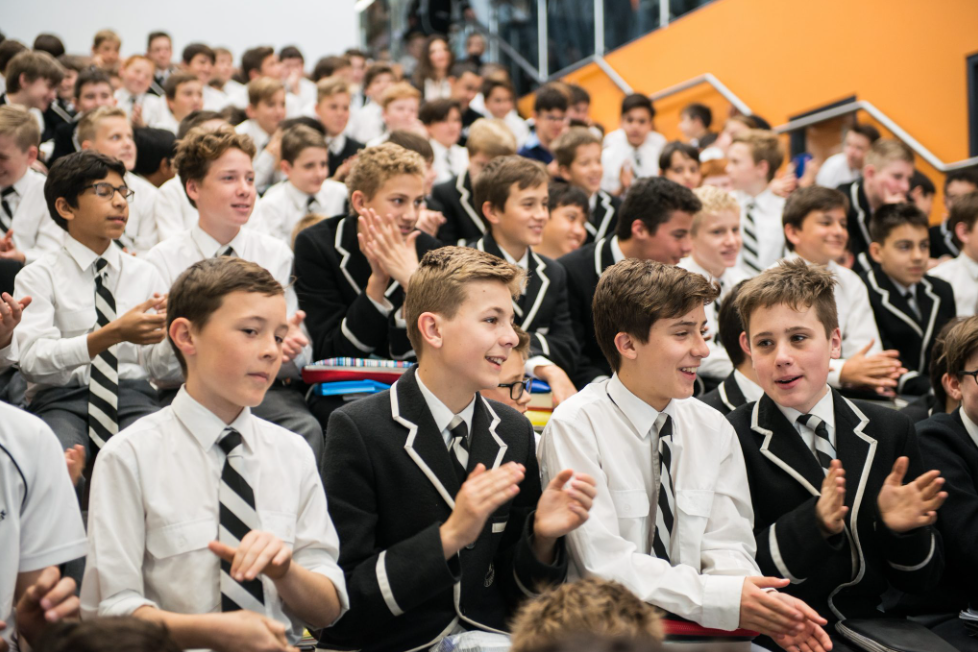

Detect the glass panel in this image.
[493,0,541,96]
[547,0,595,74]
[361,0,395,61]
[603,0,662,52]
[669,0,716,21]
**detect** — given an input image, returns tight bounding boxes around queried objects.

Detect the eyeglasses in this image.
[960,370,978,387]
[86,183,134,202]
[498,377,532,400]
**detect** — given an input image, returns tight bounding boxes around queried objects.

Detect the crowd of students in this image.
[2,25,978,652]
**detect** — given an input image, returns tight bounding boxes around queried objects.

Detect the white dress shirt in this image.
[931,253,978,317]
[9,169,64,264]
[735,189,786,276]
[80,387,349,644]
[538,375,760,631]
[430,140,469,185]
[776,387,837,458]
[416,372,476,448]
[202,84,230,112]
[423,78,452,101]
[502,111,531,148]
[13,235,177,399]
[255,178,348,245]
[815,153,859,190]
[1,404,87,647]
[235,119,280,192]
[154,176,199,243]
[600,129,666,195]
[734,370,764,403]
[348,100,384,144]
[122,171,160,254]
[226,85,302,118]
[146,107,180,135]
[113,89,166,126]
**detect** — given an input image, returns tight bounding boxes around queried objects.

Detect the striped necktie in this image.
[88,258,119,450]
[218,427,266,613]
[306,195,318,212]
[0,186,17,233]
[217,245,236,258]
[651,413,675,564]
[448,415,469,484]
[797,414,835,473]
[741,201,761,274]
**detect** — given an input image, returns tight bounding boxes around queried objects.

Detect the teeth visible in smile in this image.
[680,367,697,373]
[486,356,504,365]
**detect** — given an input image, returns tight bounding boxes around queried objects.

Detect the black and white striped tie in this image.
[741,202,761,274]
[652,413,675,564]
[449,415,469,484]
[0,186,16,233]
[797,414,835,473]
[218,427,265,613]
[217,245,236,258]
[88,258,119,450]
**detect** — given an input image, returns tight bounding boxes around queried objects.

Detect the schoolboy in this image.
[320,246,595,651]
[347,62,395,145]
[840,138,915,274]
[815,123,880,190]
[212,47,243,98]
[471,155,579,403]
[554,126,619,243]
[421,98,468,184]
[930,167,978,261]
[908,169,935,218]
[481,77,529,146]
[600,94,666,196]
[518,84,568,165]
[539,258,831,648]
[80,256,349,649]
[146,31,176,96]
[900,319,961,424]
[0,106,53,267]
[679,185,748,383]
[132,126,177,188]
[862,203,956,395]
[678,102,715,149]
[235,77,288,192]
[279,46,317,109]
[559,177,699,388]
[659,141,701,189]
[367,81,422,146]
[931,191,978,317]
[566,84,591,125]
[148,72,203,135]
[699,280,764,415]
[256,124,348,246]
[78,106,161,254]
[538,181,588,260]
[90,30,121,70]
[114,55,166,128]
[181,43,229,112]
[448,61,484,145]
[428,117,517,245]
[14,151,174,474]
[313,76,364,178]
[49,68,115,165]
[726,129,786,276]
[481,325,533,415]
[225,46,291,114]
[42,53,80,142]
[144,126,325,464]
[1,50,63,120]
[728,259,946,648]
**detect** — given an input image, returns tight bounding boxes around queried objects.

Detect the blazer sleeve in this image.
[753,494,845,583]
[528,265,579,377]
[562,263,604,388]
[321,409,460,644]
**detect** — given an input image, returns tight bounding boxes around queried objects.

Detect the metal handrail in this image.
[466,19,546,85]
[648,73,753,116]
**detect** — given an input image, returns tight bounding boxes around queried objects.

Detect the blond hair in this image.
[380,81,421,109]
[731,129,783,182]
[346,142,425,199]
[281,124,327,164]
[173,124,257,207]
[691,185,740,234]
[93,29,121,48]
[465,118,517,158]
[405,247,525,360]
[864,138,914,172]
[77,106,128,145]
[247,76,285,107]
[316,76,350,103]
[736,258,838,338]
[0,105,41,151]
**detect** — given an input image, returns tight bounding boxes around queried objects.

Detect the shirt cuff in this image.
[525,356,554,379]
[368,295,393,317]
[94,589,159,618]
[63,334,95,369]
[827,359,845,389]
[0,339,16,368]
[701,574,747,631]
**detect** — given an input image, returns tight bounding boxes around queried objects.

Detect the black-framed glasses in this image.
[498,377,532,400]
[86,183,134,202]
[960,370,978,387]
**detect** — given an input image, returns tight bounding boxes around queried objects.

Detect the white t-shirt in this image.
[815,152,859,189]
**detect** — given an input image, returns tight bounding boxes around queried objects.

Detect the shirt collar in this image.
[430,139,448,157]
[64,233,121,273]
[607,374,669,440]
[191,223,245,258]
[776,386,835,435]
[960,409,978,450]
[284,179,313,212]
[960,253,978,279]
[610,235,626,264]
[733,369,765,403]
[886,274,915,296]
[416,372,476,435]
[525,132,542,150]
[8,167,38,196]
[171,385,254,453]
[497,243,529,269]
[327,133,346,155]
[588,193,597,211]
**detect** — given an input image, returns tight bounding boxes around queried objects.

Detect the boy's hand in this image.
[0,292,30,349]
[532,470,596,562]
[878,457,947,533]
[331,155,357,183]
[771,593,832,652]
[619,161,634,193]
[770,166,798,198]
[415,208,446,237]
[65,445,86,487]
[533,365,577,406]
[816,459,847,537]
[131,103,146,128]
[282,311,308,363]
[112,296,168,345]
[839,342,905,394]
[440,462,524,558]
[358,209,420,289]
[214,610,298,652]
[0,232,26,264]
[209,531,293,582]
[739,576,807,638]
[15,567,79,647]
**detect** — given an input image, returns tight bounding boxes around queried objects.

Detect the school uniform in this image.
[728,390,944,629]
[255,178,348,246]
[348,99,385,145]
[0,403,87,649]
[930,253,978,317]
[900,393,941,424]
[538,376,762,630]
[154,175,198,243]
[861,267,956,395]
[143,225,325,465]
[235,119,280,193]
[148,66,177,97]
[319,366,566,652]
[6,168,63,265]
[113,88,167,126]
[121,171,161,254]
[459,106,482,146]
[558,235,620,388]
[48,119,81,166]
[226,85,303,118]
[202,84,230,112]
[41,97,75,143]
[517,132,553,165]
[430,139,469,185]
[80,386,349,644]
[0,94,45,134]
[839,180,880,275]
[428,170,487,246]
[584,190,619,244]
[468,233,579,378]
[815,152,860,189]
[734,189,786,276]
[600,128,666,195]
[929,219,960,260]
[699,370,764,416]
[327,133,364,178]
[145,106,180,135]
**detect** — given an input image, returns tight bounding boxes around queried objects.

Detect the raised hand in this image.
[209,530,293,582]
[440,462,525,558]
[65,445,86,487]
[14,567,79,647]
[839,341,905,395]
[0,292,30,349]
[282,310,308,363]
[878,457,947,533]
[113,296,168,345]
[816,459,847,537]
[533,469,596,562]
[358,208,420,289]
[415,208,446,237]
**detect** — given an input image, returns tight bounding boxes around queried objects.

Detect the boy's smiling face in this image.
[486,181,549,251]
[786,207,848,265]
[0,134,37,188]
[353,173,425,238]
[285,146,329,196]
[58,168,129,250]
[187,147,256,229]
[560,143,602,196]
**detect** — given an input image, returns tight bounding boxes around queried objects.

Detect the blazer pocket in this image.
[259,511,298,546]
[675,489,714,564]
[145,518,215,559]
[610,489,650,518]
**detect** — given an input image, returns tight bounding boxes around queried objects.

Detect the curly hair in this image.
[173,124,257,207]
[346,142,425,200]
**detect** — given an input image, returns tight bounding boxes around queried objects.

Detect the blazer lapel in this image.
[521,252,550,331]
[476,234,527,320]
[719,375,746,412]
[917,277,941,371]
[457,171,486,236]
[466,396,509,474]
[588,191,616,241]
[865,268,922,336]
[751,395,825,496]
[390,368,461,509]
[335,215,373,295]
[593,237,616,278]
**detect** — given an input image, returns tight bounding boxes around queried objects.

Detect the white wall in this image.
[0,0,358,70]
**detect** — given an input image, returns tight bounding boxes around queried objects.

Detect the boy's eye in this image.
[791,334,807,343]
[485,317,497,324]
[757,339,772,348]
[274,336,284,344]
[242,328,257,336]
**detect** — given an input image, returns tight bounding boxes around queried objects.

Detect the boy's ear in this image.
[756,159,770,180]
[954,219,973,243]
[784,223,801,249]
[739,331,752,359]
[868,241,883,263]
[350,189,366,216]
[158,157,173,177]
[630,218,650,240]
[613,331,638,361]
[417,312,443,351]
[556,164,571,180]
[245,104,256,120]
[80,139,94,151]
[280,159,293,175]
[482,200,501,226]
[829,327,842,359]
[185,178,201,204]
[944,371,963,402]
[168,317,197,361]
[24,145,38,168]
[54,197,76,223]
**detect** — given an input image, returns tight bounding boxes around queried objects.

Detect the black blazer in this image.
[320,367,566,651]
[42,98,75,143]
[929,220,960,260]
[428,171,488,245]
[899,393,941,424]
[48,120,79,167]
[840,180,877,275]
[728,391,944,623]
[584,190,620,244]
[558,237,616,388]
[328,137,365,178]
[468,233,579,376]
[861,267,956,395]
[698,372,748,416]
[293,215,443,361]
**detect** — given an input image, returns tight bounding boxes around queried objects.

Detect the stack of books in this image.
[304,358,414,399]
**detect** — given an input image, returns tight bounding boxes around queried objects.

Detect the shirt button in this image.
[466,543,476,550]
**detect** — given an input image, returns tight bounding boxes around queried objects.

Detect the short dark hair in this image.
[280,115,325,135]
[33,33,66,59]
[932,317,970,409]
[868,202,929,244]
[781,186,849,251]
[58,54,87,74]
[680,102,711,128]
[279,45,304,62]
[568,84,590,106]
[474,155,549,214]
[949,191,978,234]
[419,98,461,125]
[313,55,350,82]
[147,31,171,49]
[616,177,701,241]
[658,141,699,172]
[33,617,182,652]
[386,129,434,164]
[182,43,216,65]
[909,169,935,197]
[45,150,127,231]
[364,62,394,90]
[449,61,480,79]
[74,68,113,100]
[241,46,274,79]
[0,40,27,77]
[737,258,838,338]
[944,166,978,193]
[942,316,978,386]
[5,50,64,93]
[482,78,514,100]
[133,127,177,175]
[177,110,225,139]
[344,48,368,61]
[849,123,881,144]
[621,94,654,119]
[548,180,589,214]
[718,280,748,367]
[534,86,568,114]
[164,72,199,100]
